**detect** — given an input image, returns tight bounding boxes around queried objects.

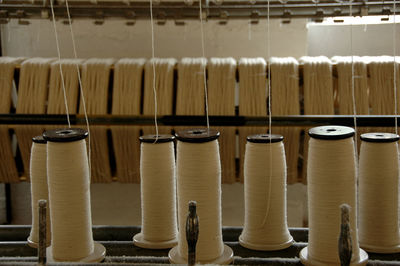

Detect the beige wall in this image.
[1,19,308,59]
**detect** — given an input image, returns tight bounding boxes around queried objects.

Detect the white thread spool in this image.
[133,134,178,249]
[28,136,51,248]
[239,134,293,250]
[168,128,233,264]
[300,126,368,266]
[359,132,400,253]
[43,128,105,262]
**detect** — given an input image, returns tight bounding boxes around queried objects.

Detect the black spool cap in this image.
[140,134,175,143]
[308,125,355,140]
[43,128,88,142]
[32,135,47,144]
[247,134,284,143]
[360,132,400,143]
[175,128,220,143]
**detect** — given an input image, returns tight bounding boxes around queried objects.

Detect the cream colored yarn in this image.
[176,57,207,116]
[359,138,400,252]
[176,140,224,261]
[240,141,293,250]
[16,57,55,114]
[238,57,267,116]
[332,56,369,115]
[300,56,334,115]
[140,141,178,242]
[111,58,145,183]
[112,58,145,115]
[367,56,400,115]
[0,57,24,113]
[47,139,94,261]
[208,57,236,116]
[270,57,301,184]
[143,58,176,115]
[29,141,51,246]
[48,59,83,114]
[79,58,114,115]
[306,137,361,264]
[208,58,237,183]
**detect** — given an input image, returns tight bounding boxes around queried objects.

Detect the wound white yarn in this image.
[306,137,361,264]
[47,139,94,261]
[240,141,292,250]
[29,141,51,246]
[139,141,178,242]
[359,139,400,251]
[176,140,224,261]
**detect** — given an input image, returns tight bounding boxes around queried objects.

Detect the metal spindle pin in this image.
[38,199,47,266]
[338,204,352,266]
[186,201,199,266]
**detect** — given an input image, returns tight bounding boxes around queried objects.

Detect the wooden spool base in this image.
[300,246,368,266]
[46,241,106,263]
[133,233,178,249]
[238,235,294,251]
[168,244,233,265]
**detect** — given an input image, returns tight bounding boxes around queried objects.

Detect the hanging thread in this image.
[64,0,92,181]
[49,0,71,127]
[238,58,268,182]
[207,57,237,183]
[43,128,105,262]
[80,58,114,183]
[270,57,301,183]
[358,132,400,253]
[169,129,233,264]
[16,58,53,181]
[28,136,51,248]
[300,125,368,265]
[143,58,176,116]
[239,134,293,250]
[111,58,145,183]
[133,135,178,249]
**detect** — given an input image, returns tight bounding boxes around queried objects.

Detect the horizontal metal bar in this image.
[1,226,400,264]
[0,0,399,21]
[0,114,398,127]
[0,225,308,242]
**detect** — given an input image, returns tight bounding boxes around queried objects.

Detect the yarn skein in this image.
[300,126,368,266]
[133,134,178,249]
[168,129,233,265]
[28,136,51,248]
[43,128,105,262]
[359,132,400,253]
[239,134,293,250]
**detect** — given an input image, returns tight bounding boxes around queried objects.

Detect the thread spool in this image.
[28,136,51,248]
[239,134,293,250]
[133,134,178,249]
[359,132,400,253]
[168,128,233,265]
[300,126,368,266]
[43,128,105,262]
